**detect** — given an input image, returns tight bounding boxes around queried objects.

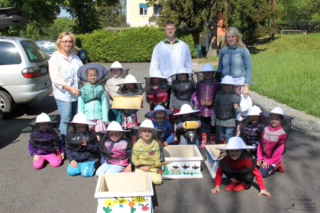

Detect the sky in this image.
[58,8,70,18]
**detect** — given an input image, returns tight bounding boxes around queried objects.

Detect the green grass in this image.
[250,34,320,117]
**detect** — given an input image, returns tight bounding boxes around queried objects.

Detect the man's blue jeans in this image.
[55,99,77,143]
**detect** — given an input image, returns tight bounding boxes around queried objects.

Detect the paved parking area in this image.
[0,63,319,213]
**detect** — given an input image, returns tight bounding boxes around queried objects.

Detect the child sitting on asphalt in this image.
[174,104,201,148]
[145,105,174,147]
[192,63,219,148]
[116,74,144,130]
[28,113,65,169]
[65,113,99,177]
[240,105,264,155]
[257,107,293,178]
[211,137,272,197]
[145,69,169,111]
[78,64,108,133]
[211,75,241,144]
[96,121,132,175]
[105,61,129,123]
[132,119,163,185]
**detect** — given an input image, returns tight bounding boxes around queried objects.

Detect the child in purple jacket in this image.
[192,63,219,149]
[28,113,65,169]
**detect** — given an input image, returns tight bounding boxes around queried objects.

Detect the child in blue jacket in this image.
[65,113,99,177]
[78,64,108,132]
[145,105,174,146]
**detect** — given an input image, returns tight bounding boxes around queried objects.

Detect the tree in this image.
[97,0,126,28]
[152,0,283,56]
[61,0,119,34]
[0,0,61,36]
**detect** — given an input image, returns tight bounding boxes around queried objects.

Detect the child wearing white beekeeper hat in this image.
[257,107,293,178]
[211,75,241,144]
[28,113,65,169]
[211,137,272,196]
[64,113,99,177]
[96,121,132,175]
[240,105,264,155]
[174,104,201,148]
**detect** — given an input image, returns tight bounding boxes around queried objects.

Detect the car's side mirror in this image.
[79,49,87,64]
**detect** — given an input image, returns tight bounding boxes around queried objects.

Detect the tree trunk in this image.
[207,14,218,57]
[79,0,86,34]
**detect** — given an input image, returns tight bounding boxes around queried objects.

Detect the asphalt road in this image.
[0,63,319,213]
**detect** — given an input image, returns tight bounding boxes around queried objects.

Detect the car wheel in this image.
[0,91,13,119]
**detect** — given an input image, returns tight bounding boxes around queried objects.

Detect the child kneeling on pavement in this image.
[211,137,271,197]
[28,113,65,169]
[65,113,98,177]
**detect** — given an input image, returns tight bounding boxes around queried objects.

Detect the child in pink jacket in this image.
[257,107,293,178]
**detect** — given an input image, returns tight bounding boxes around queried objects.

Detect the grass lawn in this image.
[249,34,320,117]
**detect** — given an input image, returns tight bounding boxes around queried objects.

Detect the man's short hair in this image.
[164,21,176,28]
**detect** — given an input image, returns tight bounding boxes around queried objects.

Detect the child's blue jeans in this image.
[67,160,96,177]
[95,163,125,176]
[218,126,233,143]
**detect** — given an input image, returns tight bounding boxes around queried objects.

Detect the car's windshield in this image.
[36,42,56,55]
[20,40,46,63]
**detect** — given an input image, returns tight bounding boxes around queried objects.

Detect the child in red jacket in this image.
[211,137,271,197]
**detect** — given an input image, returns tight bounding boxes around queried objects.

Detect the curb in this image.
[250,91,320,139]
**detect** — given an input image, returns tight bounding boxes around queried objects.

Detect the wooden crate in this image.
[95,173,154,213]
[162,145,203,179]
[205,144,227,178]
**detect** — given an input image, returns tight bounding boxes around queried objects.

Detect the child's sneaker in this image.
[233,182,250,191]
[274,161,285,173]
[225,182,239,191]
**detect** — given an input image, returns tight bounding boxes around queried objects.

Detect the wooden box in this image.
[205,144,227,178]
[162,145,203,179]
[95,173,154,213]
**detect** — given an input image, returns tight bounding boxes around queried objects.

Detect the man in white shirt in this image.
[149,21,193,78]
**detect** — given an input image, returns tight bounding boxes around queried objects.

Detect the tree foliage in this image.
[98,0,126,28]
[0,0,61,36]
[61,0,119,34]
[150,0,283,56]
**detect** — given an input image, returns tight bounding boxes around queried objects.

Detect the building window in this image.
[139,4,148,16]
[153,4,162,16]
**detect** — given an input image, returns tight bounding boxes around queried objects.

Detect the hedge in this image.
[76,27,196,63]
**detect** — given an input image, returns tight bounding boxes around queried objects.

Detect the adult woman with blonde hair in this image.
[217,27,252,97]
[49,32,83,143]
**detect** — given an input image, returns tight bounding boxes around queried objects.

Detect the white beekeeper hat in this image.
[217,137,255,150]
[170,67,193,78]
[65,113,96,125]
[173,104,199,116]
[106,61,129,72]
[195,63,216,73]
[117,74,143,85]
[221,75,235,85]
[106,121,130,132]
[133,119,158,130]
[260,107,293,120]
[35,113,51,123]
[145,105,173,118]
[248,105,262,116]
[145,69,167,79]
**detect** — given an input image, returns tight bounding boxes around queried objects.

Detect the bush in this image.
[76,27,196,62]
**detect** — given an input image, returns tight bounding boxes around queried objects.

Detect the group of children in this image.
[28,61,293,197]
